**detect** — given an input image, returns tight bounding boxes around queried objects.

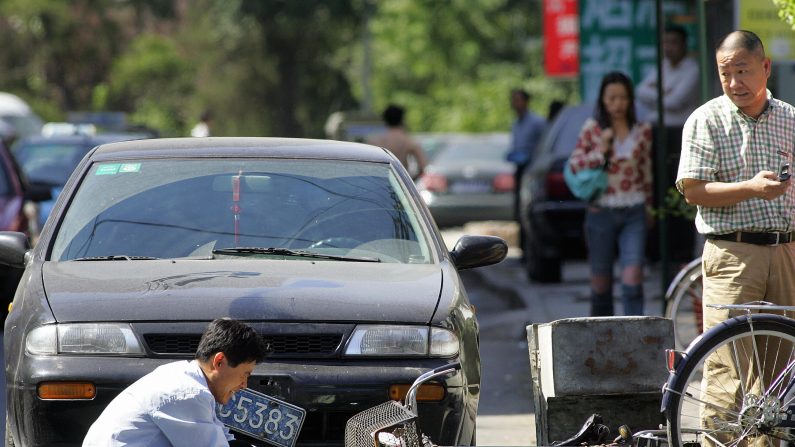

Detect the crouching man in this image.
[83,318,270,446]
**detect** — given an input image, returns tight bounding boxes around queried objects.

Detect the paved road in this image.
[444,226,666,446]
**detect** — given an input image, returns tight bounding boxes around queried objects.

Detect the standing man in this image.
[191,110,213,137]
[507,89,546,257]
[368,104,428,180]
[676,30,795,447]
[83,318,270,446]
[636,25,701,128]
[637,25,701,262]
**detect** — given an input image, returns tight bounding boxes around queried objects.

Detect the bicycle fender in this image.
[660,313,795,413]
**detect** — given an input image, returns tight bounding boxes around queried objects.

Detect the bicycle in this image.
[664,256,704,350]
[344,362,461,447]
[662,302,795,447]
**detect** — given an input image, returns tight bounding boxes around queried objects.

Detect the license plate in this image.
[216,388,305,447]
[450,180,490,194]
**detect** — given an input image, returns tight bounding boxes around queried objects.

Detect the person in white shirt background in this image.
[636,24,701,263]
[191,110,213,137]
[637,25,701,128]
[83,318,270,447]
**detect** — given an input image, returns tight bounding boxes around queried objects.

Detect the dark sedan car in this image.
[1,137,506,446]
[12,130,149,230]
[415,133,514,228]
[518,104,593,283]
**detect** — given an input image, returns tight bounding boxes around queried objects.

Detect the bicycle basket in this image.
[344,400,421,447]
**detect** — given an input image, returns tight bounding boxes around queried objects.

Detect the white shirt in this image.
[190,122,210,137]
[636,56,700,127]
[83,360,234,447]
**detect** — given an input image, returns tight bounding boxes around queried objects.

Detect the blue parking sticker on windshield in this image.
[95,164,120,175]
[119,163,141,173]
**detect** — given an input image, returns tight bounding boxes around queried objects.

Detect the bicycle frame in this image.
[344,362,461,447]
[661,303,795,440]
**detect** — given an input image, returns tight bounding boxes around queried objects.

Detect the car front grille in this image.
[144,333,343,357]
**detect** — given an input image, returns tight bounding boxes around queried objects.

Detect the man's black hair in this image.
[195,318,270,367]
[382,104,405,127]
[511,89,530,101]
[716,30,765,58]
[665,24,687,42]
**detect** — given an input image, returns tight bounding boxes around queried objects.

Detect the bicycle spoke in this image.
[666,318,795,447]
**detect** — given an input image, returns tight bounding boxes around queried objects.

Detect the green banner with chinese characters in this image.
[579,0,690,103]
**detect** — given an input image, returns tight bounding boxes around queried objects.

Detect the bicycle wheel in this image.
[665,261,704,350]
[665,314,795,447]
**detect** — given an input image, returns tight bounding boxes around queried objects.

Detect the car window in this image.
[549,106,593,158]
[51,159,433,264]
[0,155,12,197]
[433,137,510,162]
[15,143,91,185]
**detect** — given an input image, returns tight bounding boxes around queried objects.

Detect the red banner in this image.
[543,0,579,77]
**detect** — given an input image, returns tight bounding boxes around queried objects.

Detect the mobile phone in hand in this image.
[780,162,791,181]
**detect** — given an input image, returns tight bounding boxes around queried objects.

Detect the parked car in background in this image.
[518,104,593,283]
[13,125,149,230]
[1,137,507,447]
[415,133,514,228]
[0,92,43,139]
[0,140,50,322]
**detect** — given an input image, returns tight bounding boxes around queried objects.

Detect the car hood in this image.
[42,260,443,323]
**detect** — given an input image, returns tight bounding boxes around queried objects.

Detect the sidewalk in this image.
[443,222,667,324]
[443,223,670,446]
[474,255,666,327]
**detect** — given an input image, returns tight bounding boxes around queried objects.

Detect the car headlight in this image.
[26,323,144,355]
[344,325,459,357]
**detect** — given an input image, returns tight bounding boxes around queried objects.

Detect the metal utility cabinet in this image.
[527,316,674,445]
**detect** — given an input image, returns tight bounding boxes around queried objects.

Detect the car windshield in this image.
[51,158,434,264]
[428,134,510,163]
[15,142,91,185]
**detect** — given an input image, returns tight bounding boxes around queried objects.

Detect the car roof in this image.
[0,92,33,116]
[18,133,149,146]
[90,137,394,163]
[542,103,594,157]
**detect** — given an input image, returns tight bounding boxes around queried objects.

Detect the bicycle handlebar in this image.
[405,362,461,414]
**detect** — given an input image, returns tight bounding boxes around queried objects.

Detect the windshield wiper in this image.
[211,247,381,263]
[72,255,160,261]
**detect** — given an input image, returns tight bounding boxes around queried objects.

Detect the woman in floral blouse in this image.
[568,71,653,316]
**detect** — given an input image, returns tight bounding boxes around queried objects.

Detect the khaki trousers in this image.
[700,239,795,447]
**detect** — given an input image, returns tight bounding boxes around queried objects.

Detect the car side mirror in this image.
[0,232,30,268]
[25,182,52,202]
[450,235,507,270]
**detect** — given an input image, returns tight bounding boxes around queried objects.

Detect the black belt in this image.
[706,231,795,245]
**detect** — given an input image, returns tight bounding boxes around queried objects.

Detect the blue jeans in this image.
[585,204,646,315]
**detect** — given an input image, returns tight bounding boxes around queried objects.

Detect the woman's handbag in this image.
[563,161,608,202]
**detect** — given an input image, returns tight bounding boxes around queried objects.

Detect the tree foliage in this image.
[0,0,577,136]
[361,0,578,132]
[773,0,795,29]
